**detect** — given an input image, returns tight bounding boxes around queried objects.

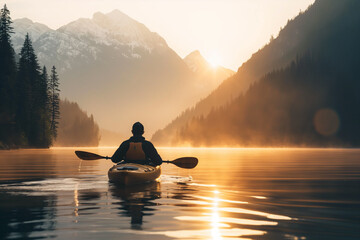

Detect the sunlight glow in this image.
[252,195,267,199]
[74,183,79,218]
[207,52,222,68]
[194,195,248,204]
[211,191,222,240]
[213,207,292,220]
[129,228,265,239]
[176,215,277,226]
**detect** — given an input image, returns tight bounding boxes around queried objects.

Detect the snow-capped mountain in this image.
[59,10,167,51]
[12,10,170,73]
[11,18,53,53]
[10,10,231,138]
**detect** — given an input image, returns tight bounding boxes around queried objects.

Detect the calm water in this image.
[0,148,359,239]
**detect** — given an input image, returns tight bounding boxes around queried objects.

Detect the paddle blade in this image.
[75,151,105,160]
[171,157,198,169]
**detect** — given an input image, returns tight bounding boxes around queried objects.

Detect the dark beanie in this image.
[132,122,144,135]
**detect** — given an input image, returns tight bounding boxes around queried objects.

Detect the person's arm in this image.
[111,141,129,163]
[143,141,162,166]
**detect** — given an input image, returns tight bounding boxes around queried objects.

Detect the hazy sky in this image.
[5,0,315,70]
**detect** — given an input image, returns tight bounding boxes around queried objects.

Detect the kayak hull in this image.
[108,163,161,185]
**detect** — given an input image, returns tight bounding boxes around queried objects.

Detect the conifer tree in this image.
[49,66,60,139]
[16,33,45,146]
[40,66,52,146]
[42,66,49,93]
[0,4,17,147]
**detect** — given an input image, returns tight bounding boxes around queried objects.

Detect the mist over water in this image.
[0,148,359,239]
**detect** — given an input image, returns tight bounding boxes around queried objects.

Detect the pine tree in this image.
[40,66,52,146]
[49,66,60,139]
[0,4,17,147]
[16,33,45,146]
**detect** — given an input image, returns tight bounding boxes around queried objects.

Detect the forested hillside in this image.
[54,100,100,147]
[173,52,360,146]
[152,0,358,145]
[153,0,360,147]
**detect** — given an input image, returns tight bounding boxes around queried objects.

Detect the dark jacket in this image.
[111,136,162,166]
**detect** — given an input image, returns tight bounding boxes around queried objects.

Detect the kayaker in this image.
[111,122,162,166]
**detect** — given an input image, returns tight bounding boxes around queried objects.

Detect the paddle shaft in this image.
[75,151,198,169]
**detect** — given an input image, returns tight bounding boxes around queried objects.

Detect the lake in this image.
[0,147,359,239]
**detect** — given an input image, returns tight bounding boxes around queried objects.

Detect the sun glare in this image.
[207,53,222,68]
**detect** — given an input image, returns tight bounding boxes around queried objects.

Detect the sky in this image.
[5,0,315,70]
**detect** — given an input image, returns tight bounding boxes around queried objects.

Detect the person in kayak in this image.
[111,122,162,166]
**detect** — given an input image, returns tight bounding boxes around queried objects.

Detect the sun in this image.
[207,53,222,68]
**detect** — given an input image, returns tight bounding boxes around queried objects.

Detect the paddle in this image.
[75,151,110,160]
[163,157,198,169]
[74,151,198,169]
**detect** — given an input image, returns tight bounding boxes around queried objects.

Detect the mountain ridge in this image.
[152,0,360,147]
[151,0,357,146]
[11,10,233,138]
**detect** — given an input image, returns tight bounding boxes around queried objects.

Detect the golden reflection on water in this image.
[194,195,248,205]
[172,189,277,239]
[1,148,360,239]
[215,207,292,221]
[74,182,79,218]
[211,190,222,239]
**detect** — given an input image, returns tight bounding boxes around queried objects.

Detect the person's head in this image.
[132,122,144,136]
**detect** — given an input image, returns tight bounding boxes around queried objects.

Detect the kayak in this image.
[108,163,161,185]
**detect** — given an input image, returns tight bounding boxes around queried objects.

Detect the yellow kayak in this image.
[108,163,161,185]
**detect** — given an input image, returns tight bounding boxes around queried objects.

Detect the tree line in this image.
[54,99,100,147]
[153,0,360,147]
[0,5,60,149]
[172,50,360,147]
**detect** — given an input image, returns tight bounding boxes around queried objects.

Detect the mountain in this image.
[183,50,234,95]
[12,11,173,74]
[152,0,360,146]
[11,18,53,53]
[11,10,226,138]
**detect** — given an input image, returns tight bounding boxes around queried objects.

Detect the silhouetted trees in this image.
[0,4,17,148]
[55,99,100,147]
[152,0,360,147]
[16,33,51,147]
[154,0,360,147]
[173,50,360,147]
[0,5,60,148]
[49,66,60,139]
[0,5,103,148]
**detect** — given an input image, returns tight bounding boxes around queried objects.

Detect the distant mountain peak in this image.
[12,18,53,52]
[92,9,134,25]
[57,10,167,52]
[100,9,131,20]
[91,10,146,36]
[184,50,209,72]
[187,50,201,57]
[13,18,52,31]
[14,17,33,24]
[184,50,234,75]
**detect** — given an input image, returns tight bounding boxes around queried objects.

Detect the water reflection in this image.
[0,191,57,239]
[0,148,360,239]
[171,189,272,239]
[109,182,161,229]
